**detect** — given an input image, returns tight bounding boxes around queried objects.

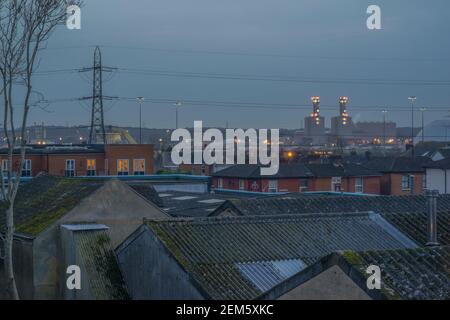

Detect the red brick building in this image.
[0,144,154,177]
[363,156,431,195]
[211,163,381,194]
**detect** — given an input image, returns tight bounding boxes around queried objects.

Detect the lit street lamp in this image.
[382,110,388,150]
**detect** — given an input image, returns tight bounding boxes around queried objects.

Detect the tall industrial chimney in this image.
[311,96,321,125]
[426,190,439,246]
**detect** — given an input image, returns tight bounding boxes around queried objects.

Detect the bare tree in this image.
[0,0,80,300]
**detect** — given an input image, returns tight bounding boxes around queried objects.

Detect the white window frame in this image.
[65,159,75,177]
[401,175,410,191]
[133,159,146,176]
[2,159,10,173]
[238,179,245,190]
[355,177,364,193]
[22,159,32,177]
[422,174,427,191]
[331,177,342,192]
[117,159,129,176]
[268,179,278,193]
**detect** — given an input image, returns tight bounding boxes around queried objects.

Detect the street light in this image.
[408,96,417,156]
[420,107,426,143]
[137,97,145,144]
[174,101,182,129]
[382,110,388,150]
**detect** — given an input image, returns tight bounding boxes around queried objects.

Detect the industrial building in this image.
[304,96,326,145]
[330,97,354,146]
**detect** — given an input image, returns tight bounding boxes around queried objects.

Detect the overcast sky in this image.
[29,0,450,129]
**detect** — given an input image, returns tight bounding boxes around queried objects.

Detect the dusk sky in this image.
[30,0,450,129]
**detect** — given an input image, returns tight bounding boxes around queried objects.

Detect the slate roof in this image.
[0,144,105,155]
[73,228,130,299]
[363,156,432,173]
[213,164,312,179]
[152,190,263,217]
[145,212,416,300]
[210,193,450,218]
[341,246,450,300]
[212,163,380,179]
[425,157,450,169]
[305,163,380,177]
[0,175,104,236]
[128,183,164,207]
[382,211,450,246]
[260,246,450,300]
[435,148,450,159]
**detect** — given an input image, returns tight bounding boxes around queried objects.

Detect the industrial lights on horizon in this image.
[311,96,321,125]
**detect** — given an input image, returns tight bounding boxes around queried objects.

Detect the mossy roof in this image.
[145,212,412,299]
[0,175,104,236]
[340,246,450,300]
[74,229,130,300]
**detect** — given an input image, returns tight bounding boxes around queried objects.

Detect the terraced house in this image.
[211,163,381,194]
[0,175,168,299]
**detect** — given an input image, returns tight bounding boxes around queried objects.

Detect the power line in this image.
[32,66,450,86]
[45,44,450,63]
[115,67,450,86]
[41,96,450,113]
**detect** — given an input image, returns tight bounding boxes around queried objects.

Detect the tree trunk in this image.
[4,204,19,300]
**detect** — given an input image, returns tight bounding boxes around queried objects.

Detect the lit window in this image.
[268,180,278,193]
[22,159,32,177]
[117,159,129,176]
[133,159,145,176]
[355,177,363,193]
[65,159,75,177]
[239,179,245,190]
[87,159,96,176]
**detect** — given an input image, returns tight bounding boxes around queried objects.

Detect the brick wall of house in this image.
[179,164,213,176]
[105,144,154,175]
[212,176,381,194]
[0,144,154,177]
[388,173,425,195]
[46,154,105,176]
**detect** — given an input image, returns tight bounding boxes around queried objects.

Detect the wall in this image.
[212,176,380,194]
[29,179,168,299]
[278,265,371,300]
[117,226,205,300]
[426,168,449,194]
[47,154,105,176]
[105,145,154,175]
[388,173,425,195]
